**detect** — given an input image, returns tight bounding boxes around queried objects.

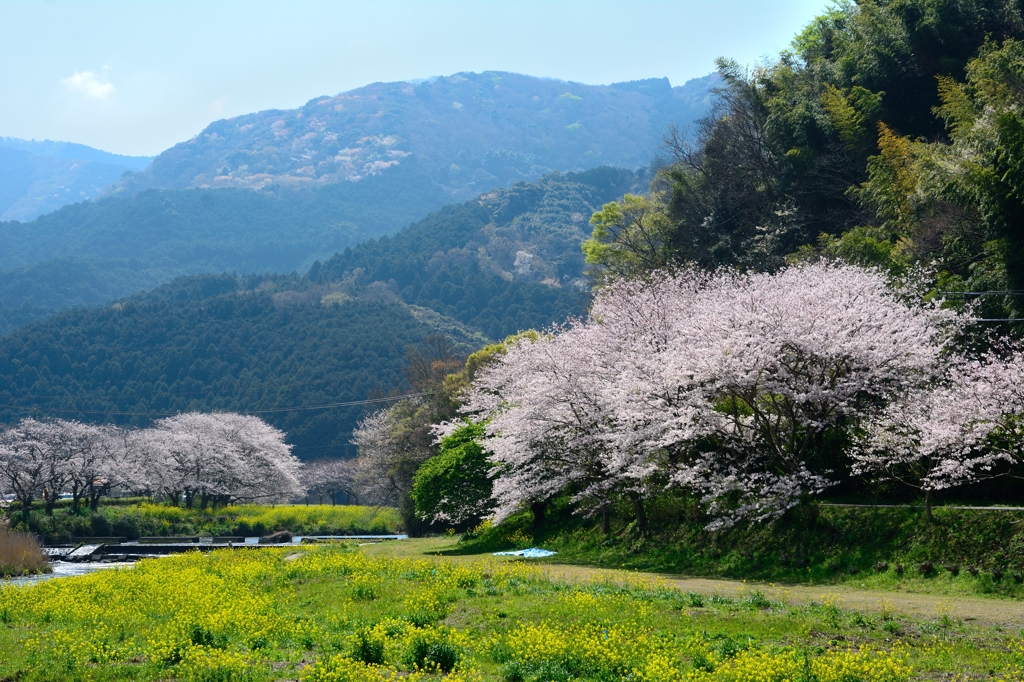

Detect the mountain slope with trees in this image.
[120,71,713,198]
[0,160,449,335]
[318,167,647,338]
[0,169,641,457]
[0,137,151,222]
[0,273,483,460]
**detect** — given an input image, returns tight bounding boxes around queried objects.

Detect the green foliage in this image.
[412,422,493,526]
[582,193,674,283]
[582,0,1024,298]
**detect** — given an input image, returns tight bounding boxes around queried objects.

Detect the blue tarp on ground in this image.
[492,548,557,558]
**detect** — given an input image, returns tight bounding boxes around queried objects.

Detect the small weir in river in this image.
[2,534,407,586]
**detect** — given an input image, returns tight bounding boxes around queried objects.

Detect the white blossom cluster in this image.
[457,262,1019,529]
[852,349,1024,497]
[0,412,301,513]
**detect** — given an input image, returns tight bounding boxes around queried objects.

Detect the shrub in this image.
[412,421,494,526]
[301,655,393,682]
[403,626,464,673]
[351,628,386,665]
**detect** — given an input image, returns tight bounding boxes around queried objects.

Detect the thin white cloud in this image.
[61,71,115,99]
[210,95,229,116]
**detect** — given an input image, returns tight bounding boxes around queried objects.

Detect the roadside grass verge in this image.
[1,543,1022,680]
[456,496,1024,599]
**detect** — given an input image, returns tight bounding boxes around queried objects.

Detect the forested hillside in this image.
[0,137,150,222]
[0,273,485,459]
[121,72,713,197]
[0,169,640,454]
[318,167,646,338]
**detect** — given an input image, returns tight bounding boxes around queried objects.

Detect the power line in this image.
[0,392,431,419]
[938,290,1024,296]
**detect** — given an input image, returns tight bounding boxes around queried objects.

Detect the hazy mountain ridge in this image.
[0,137,151,222]
[120,71,714,198]
[0,166,640,336]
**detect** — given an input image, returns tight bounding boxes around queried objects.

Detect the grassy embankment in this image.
[0,526,48,577]
[456,497,1024,599]
[6,503,401,544]
[2,542,1022,681]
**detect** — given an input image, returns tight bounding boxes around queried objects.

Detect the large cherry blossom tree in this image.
[146,412,299,508]
[461,262,969,530]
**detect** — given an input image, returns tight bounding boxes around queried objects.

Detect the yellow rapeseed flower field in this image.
[0,543,1017,680]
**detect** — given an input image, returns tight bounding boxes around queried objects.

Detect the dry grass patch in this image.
[0,526,48,577]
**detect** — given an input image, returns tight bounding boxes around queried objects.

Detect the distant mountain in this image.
[0,72,712,334]
[120,71,715,199]
[0,169,644,454]
[0,137,151,222]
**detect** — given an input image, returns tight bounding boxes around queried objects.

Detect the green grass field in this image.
[1,541,1022,681]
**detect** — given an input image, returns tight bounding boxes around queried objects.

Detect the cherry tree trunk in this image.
[530,499,547,529]
[628,492,648,532]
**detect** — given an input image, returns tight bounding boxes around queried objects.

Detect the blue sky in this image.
[0,0,828,156]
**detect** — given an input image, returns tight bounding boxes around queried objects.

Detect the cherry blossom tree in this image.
[0,413,299,514]
[853,349,1024,520]
[0,420,56,522]
[89,425,150,508]
[350,408,408,507]
[461,262,966,530]
[216,413,301,504]
[655,263,959,528]
[143,412,299,508]
[300,458,358,505]
[145,413,236,508]
[461,327,627,527]
[61,421,107,513]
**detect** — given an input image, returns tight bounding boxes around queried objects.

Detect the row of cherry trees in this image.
[0,412,303,519]
[453,263,1024,529]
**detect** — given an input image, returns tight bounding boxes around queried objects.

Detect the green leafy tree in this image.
[582,194,673,283]
[411,421,494,525]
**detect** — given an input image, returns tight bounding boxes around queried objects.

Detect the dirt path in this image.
[362,538,1024,626]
